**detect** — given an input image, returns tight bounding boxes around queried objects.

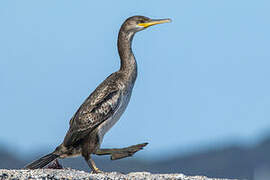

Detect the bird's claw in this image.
[91,168,103,174]
[47,159,63,169]
[111,142,148,160]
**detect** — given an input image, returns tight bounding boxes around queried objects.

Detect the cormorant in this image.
[25,15,171,173]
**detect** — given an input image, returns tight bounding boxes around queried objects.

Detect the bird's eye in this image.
[139,20,145,24]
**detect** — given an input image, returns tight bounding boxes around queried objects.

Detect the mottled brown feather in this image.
[63,73,122,147]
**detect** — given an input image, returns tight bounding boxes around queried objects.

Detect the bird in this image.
[25,15,171,173]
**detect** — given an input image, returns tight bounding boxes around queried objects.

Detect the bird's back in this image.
[63,71,133,147]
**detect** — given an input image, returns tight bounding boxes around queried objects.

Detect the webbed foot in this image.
[95,142,148,160]
[47,159,63,169]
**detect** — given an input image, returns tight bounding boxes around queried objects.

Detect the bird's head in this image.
[121,16,171,33]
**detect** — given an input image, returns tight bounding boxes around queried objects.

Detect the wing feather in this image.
[63,84,121,147]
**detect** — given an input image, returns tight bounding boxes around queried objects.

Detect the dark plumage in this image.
[25,15,171,173]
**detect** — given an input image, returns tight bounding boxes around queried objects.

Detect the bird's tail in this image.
[25,153,59,169]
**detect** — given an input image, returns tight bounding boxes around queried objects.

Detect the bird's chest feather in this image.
[97,88,132,142]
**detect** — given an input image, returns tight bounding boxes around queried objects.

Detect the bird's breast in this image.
[97,88,133,143]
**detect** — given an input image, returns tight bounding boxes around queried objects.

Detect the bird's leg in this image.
[85,156,103,173]
[47,159,63,169]
[95,142,148,160]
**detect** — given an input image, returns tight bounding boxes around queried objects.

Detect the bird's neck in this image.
[117,30,137,83]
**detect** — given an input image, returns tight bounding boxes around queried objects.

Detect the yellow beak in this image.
[137,18,172,28]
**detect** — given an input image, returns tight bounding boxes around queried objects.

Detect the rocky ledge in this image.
[0,169,238,180]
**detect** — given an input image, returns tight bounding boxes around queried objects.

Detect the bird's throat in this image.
[118,31,137,83]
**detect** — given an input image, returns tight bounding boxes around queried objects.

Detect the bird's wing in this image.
[63,84,122,147]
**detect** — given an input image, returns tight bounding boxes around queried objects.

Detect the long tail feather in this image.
[25,153,59,169]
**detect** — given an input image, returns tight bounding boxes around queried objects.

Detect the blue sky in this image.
[1,0,270,158]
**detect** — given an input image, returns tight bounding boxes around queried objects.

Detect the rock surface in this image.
[0,169,238,180]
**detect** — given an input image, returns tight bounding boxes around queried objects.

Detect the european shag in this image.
[25,15,171,173]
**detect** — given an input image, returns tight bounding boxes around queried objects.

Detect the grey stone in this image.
[0,169,238,180]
